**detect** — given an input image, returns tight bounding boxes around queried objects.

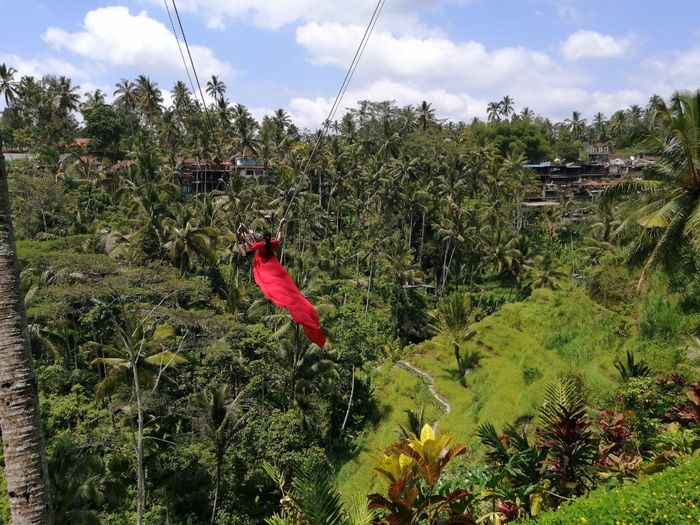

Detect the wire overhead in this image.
[279,0,387,228]
[168,0,223,159]
[163,0,386,212]
[163,0,197,104]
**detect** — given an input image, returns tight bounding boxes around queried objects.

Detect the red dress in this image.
[251,239,326,348]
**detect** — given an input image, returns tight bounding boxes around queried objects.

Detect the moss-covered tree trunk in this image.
[0,152,54,524]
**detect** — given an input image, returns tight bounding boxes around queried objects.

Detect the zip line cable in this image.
[164,0,385,218]
[278,0,387,230]
[169,0,223,159]
[163,0,197,107]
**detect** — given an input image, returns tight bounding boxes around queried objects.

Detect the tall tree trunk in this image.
[210,452,223,525]
[418,210,426,266]
[0,152,54,524]
[131,354,146,525]
[341,364,356,431]
[454,342,466,377]
[365,264,373,312]
[440,239,450,296]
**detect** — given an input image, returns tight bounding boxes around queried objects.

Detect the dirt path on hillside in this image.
[396,360,452,414]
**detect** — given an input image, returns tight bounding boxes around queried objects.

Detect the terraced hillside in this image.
[336,287,668,500]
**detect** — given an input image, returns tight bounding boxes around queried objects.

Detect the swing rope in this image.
[167,0,224,160]
[163,0,197,109]
[277,0,387,234]
[163,0,386,228]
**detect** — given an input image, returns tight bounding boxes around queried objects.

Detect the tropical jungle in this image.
[0,64,698,524]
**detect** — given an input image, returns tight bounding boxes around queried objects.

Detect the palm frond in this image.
[292,462,349,525]
[600,178,662,205]
[637,194,689,228]
[143,351,188,366]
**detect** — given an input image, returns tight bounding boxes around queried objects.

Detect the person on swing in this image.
[240,224,326,348]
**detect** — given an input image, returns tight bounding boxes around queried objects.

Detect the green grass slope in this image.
[526,457,700,524]
[334,365,444,501]
[337,288,624,501]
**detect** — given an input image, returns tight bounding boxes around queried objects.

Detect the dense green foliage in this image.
[526,457,700,524]
[0,63,699,524]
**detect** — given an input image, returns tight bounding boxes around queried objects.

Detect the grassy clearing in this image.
[334,365,442,498]
[525,457,700,524]
[336,288,624,501]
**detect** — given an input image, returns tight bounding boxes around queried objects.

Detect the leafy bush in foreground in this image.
[526,457,700,524]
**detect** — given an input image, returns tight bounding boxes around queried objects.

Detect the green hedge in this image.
[527,457,700,525]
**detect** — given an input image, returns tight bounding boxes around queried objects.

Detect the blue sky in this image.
[1,0,700,127]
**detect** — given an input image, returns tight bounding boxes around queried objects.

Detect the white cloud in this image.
[285,21,652,127]
[0,53,90,82]
[249,106,276,123]
[146,0,444,33]
[645,45,700,94]
[553,1,585,24]
[43,6,233,80]
[561,30,632,60]
[296,23,581,92]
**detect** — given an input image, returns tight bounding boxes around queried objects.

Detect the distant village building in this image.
[584,143,610,162]
[523,162,612,203]
[71,137,91,148]
[104,154,270,195]
[524,162,609,185]
[232,155,268,178]
[180,156,269,195]
[180,159,230,195]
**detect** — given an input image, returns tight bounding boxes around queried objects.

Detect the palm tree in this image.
[113,79,138,112]
[53,76,80,115]
[81,89,106,113]
[0,63,18,106]
[196,386,247,524]
[429,292,479,378]
[264,460,373,525]
[135,74,163,123]
[500,95,514,119]
[520,107,535,122]
[529,252,567,290]
[628,104,643,127]
[647,94,664,114]
[90,303,186,525]
[0,152,54,524]
[565,111,587,139]
[49,435,106,525]
[171,80,192,113]
[215,97,231,127]
[206,75,227,101]
[603,90,700,289]
[593,112,607,142]
[272,108,292,141]
[272,108,291,129]
[163,203,217,274]
[610,110,627,138]
[232,103,259,156]
[416,100,436,130]
[487,101,501,122]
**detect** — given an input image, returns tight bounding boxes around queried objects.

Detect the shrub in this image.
[614,351,651,381]
[543,326,579,351]
[586,265,635,307]
[639,293,681,340]
[522,365,542,385]
[525,457,700,524]
[612,376,690,454]
[536,380,597,499]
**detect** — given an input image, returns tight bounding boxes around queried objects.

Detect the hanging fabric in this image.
[250,238,326,348]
